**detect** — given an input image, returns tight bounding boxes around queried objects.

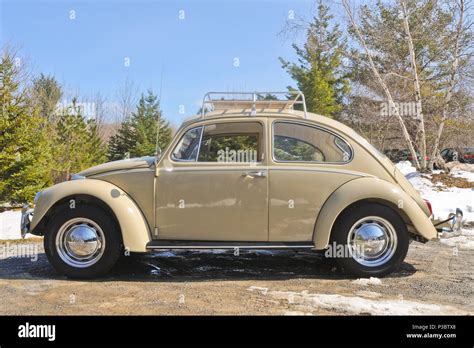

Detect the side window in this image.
[172,126,203,161]
[273,122,352,163]
[198,122,263,163]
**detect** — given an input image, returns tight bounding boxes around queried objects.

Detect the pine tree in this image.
[52,99,106,182]
[0,51,52,203]
[108,90,172,160]
[31,73,62,123]
[280,0,350,117]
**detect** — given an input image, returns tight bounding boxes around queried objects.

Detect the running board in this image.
[146,240,315,250]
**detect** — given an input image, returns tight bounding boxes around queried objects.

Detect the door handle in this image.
[243,171,267,178]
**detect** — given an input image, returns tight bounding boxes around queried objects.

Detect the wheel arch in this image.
[312,177,437,249]
[31,179,151,252]
[32,194,121,238]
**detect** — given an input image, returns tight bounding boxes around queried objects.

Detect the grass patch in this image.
[430,173,474,189]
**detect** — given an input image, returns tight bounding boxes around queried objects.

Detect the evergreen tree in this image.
[108,90,172,160]
[52,99,106,182]
[280,0,350,117]
[31,73,62,122]
[0,51,52,203]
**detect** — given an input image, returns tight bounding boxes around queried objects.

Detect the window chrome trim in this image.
[170,126,204,162]
[271,120,354,165]
[169,119,266,165]
[334,137,351,160]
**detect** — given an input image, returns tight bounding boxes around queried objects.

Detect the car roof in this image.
[181,109,350,133]
[183,109,372,149]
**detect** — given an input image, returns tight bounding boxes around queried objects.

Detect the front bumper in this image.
[20,204,34,238]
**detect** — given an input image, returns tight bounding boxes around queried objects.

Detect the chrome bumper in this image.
[433,208,464,232]
[20,204,34,238]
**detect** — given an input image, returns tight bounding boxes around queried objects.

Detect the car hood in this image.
[78,156,155,177]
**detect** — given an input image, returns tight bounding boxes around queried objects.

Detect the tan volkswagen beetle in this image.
[21,91,444,279]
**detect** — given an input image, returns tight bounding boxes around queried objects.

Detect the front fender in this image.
[313,177,437,249]
[31,179,151,252]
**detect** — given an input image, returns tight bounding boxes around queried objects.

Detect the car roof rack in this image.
[200,91,308,119]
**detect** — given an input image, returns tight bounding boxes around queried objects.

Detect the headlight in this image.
[34,191,42,204]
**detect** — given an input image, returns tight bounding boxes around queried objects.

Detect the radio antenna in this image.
[155,64,164,158]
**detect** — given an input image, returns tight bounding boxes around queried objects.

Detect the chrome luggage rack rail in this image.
[200,91,308,118]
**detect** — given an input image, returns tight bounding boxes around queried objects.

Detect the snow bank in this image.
[451,169,474,182]
[0,210,22,240]
[248,287,466,315]
[396,161,418,176]
[394,161,474,249]
[395,161,474,223]
[0,210,36,240]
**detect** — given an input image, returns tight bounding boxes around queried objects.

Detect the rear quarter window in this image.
[273,121,352,163]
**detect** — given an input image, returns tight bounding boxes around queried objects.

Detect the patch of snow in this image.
[412,180,474,223]
[249,288,467,315]
[395,162,474,224]
[248,286,269,295]
[438,229,474,250]
[352,277,383,286]
[0,210,35,240]
[395,161,417,175]
[451,170,474,182]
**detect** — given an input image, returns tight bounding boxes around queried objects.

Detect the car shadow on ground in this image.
[0,249,417,282]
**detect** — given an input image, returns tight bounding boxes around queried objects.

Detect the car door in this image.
[268,120,358,242]
[154,119,268,241]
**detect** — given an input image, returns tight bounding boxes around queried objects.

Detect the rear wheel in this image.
[44,205,122,279]
[331,203,409,277]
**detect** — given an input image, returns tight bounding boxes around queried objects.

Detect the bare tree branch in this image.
[401,0,427,169]
[342,0,421,168]
[430,0,466,165]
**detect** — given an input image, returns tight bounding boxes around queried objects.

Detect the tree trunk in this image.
[343,0,421,169]
[401,0,427,170]
[430,0,464,169]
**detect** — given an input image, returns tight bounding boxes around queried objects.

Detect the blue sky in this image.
[1,0,340,125]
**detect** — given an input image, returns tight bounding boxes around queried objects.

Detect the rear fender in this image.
[313,177,437,249]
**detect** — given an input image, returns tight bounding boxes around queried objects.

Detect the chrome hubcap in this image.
[56,218,105,268]
[347,216,397,267]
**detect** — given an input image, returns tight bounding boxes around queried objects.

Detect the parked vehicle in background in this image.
[398,149,410,162]
[441,147,474,164]
[383,149,414,163]
[383,149,403,162]
[407,151,429,164]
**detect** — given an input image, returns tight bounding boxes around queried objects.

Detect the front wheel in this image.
[331,203,409,277]
[44,205,123,279]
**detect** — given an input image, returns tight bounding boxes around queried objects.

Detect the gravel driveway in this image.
[0,237,472,315]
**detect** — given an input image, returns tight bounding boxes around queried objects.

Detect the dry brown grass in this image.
[431,173,474,189]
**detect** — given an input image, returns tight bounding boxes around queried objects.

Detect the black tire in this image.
[331,203,409,277]
[44,204,123,279]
